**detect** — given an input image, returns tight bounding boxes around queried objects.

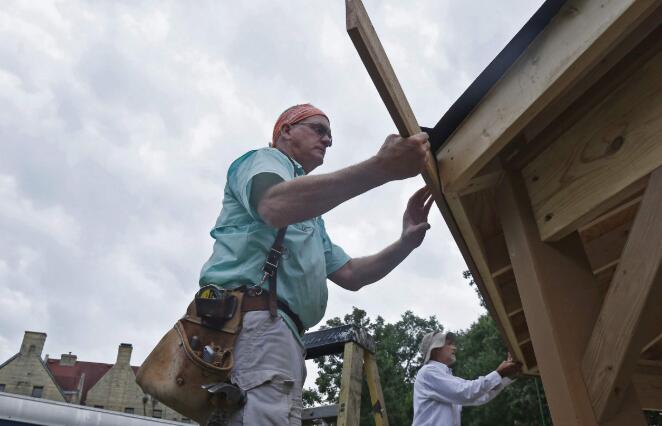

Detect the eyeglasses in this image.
[292,122,332,142]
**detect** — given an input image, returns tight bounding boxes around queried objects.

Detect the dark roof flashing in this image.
[425,0,567,153]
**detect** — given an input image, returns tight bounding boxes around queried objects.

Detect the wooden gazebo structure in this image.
[346,0,661,423]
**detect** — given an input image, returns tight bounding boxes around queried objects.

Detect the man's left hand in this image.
[497,353,523,378]
[401,186,434,250]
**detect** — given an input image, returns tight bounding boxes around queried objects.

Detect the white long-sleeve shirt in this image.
[412,361,513,426]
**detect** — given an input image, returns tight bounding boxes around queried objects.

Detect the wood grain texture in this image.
[497,171,645,426]
[438,0,658,193]
[523,50,662,241]
[457,158,503,196]
[445,192,529,370]
[345,0,527,371]
[582,167,662,421]
[484,233,510,275]
[345,0,441,199]
[579,197,641,273]
[459,186,526,365]
[492,267,523,318]
[337,342,364,426]
[505,15,662,172]
[363,352,389,426]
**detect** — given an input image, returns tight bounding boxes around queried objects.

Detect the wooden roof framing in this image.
[345,0,662,423]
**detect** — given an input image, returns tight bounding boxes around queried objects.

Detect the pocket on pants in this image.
[241,371,295,426]
[289,394,303,426]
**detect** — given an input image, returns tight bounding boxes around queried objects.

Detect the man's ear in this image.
[280,123,292,140]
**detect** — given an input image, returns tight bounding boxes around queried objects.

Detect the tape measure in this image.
[197,285,221,299]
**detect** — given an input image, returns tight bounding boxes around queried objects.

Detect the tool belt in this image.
[135,288,242,424]
[243,290,305,335]
[136,226,292,425]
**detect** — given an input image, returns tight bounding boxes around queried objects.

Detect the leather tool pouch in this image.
[136,217,289,424]
[136,289,244,424]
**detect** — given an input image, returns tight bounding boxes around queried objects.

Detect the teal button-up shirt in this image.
[200,148,351,336]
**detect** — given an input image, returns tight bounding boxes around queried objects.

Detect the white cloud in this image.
[0,175,81,250]
[0,0,542,390]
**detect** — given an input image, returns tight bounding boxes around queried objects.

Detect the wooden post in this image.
[582,167,662,421]
[337,342,364,426]
[363,352,389,426]
[496,171,646,425]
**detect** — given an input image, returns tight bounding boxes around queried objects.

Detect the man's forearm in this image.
[331,238,414,291]
[258,156,390,228]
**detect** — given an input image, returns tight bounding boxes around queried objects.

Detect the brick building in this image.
[0,331,191,423]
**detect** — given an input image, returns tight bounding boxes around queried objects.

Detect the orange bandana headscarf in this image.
[272,103,328,146]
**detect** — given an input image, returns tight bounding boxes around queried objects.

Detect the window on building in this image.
[152,409,162,418]
[31,386,43,398]
[0,384,5,392]
[124,407,134,414]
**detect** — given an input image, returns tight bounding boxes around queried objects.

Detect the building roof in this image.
[46,357,139,404]
[0,353,18,370]
[0,352,68,400]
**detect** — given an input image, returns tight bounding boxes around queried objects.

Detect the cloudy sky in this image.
[1,0,542,390]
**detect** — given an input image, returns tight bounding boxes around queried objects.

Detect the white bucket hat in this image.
[419,331,449,364]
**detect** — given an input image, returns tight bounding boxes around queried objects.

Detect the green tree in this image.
[306,307,443,426]
[646,411,662,425]
[458,270,552,425]
[305,269,658,424]
[459,271,662,425]
[453,315,552,426]
[306,308,553,426]
[463,269,486,309]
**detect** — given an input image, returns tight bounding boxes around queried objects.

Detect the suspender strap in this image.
[259,148,298,317]
[261,148,298,318]
[262,226,287,317]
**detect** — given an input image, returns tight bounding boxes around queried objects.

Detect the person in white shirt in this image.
[412,331,521,426]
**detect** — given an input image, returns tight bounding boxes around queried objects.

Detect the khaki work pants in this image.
[227,311,306,425]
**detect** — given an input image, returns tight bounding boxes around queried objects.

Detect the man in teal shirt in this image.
[200,103,432,425]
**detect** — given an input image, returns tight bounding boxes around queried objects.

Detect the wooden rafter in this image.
[345,0,441,199]
[344,0,523,367]
[581,167,662,421]
[522,47,662,241]
[345,0,662,422]
[437,0,658,193]
[496,171,646,426]
[578,195,642,275]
